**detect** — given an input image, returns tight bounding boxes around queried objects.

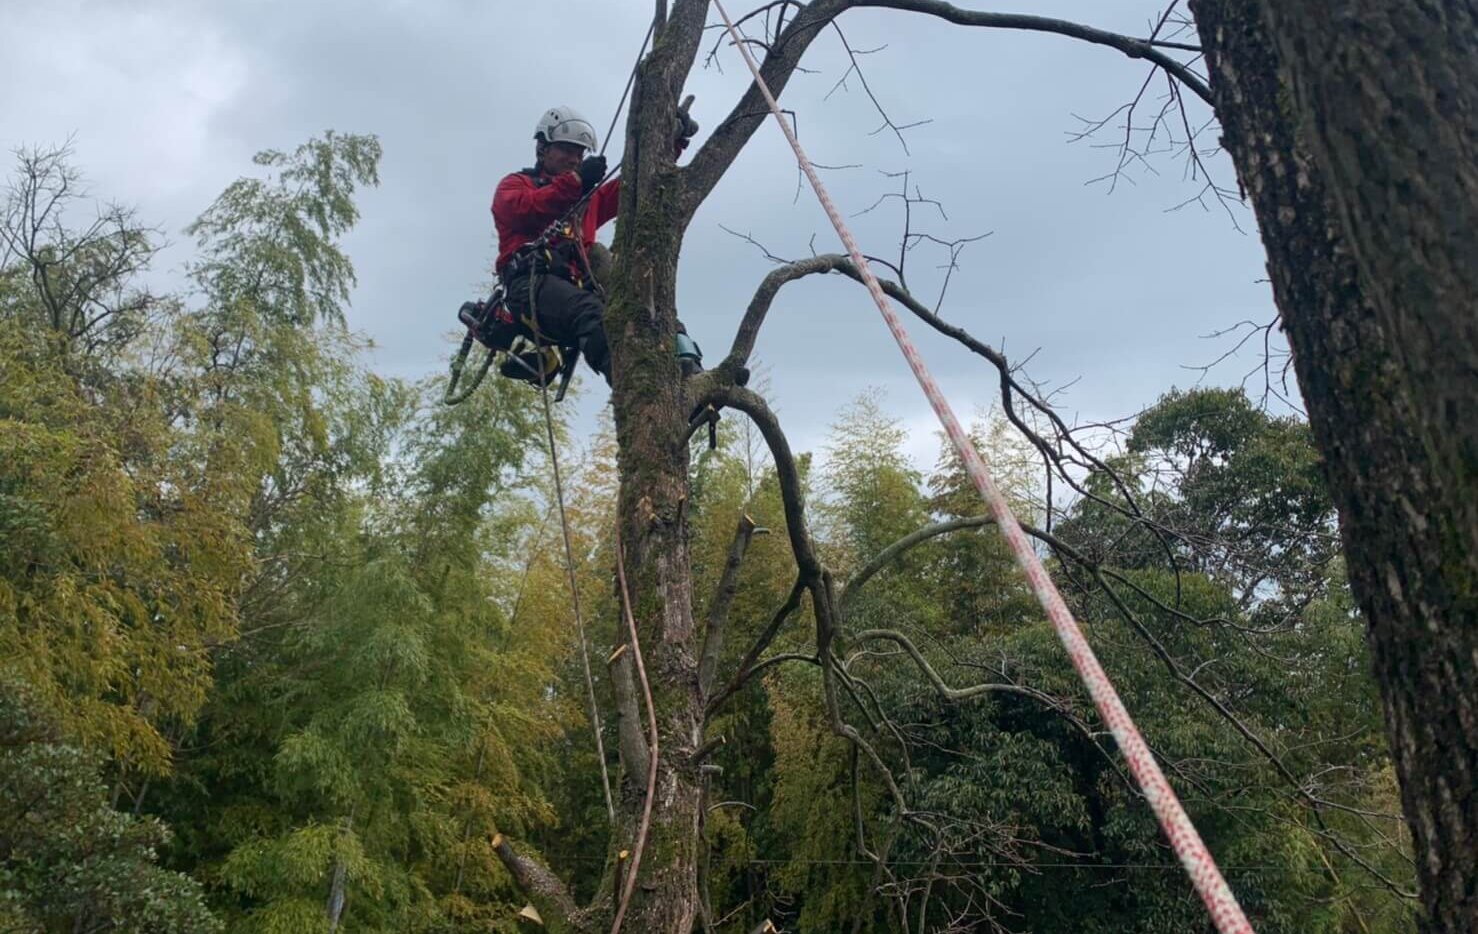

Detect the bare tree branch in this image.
[719,251,1174,576]
[840,515,995,614]
[846,0,1212,104]
[824,23,931,153]
[683,0,851,217]
[692,383,913,821]
[706,578,807,717]
[699,514,761,695]
[849,628,1052,703]
[684,0,1211,222]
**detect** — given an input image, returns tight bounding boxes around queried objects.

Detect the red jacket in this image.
[492,169,620,274]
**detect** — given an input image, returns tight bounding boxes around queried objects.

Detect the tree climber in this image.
[492,105,702,387]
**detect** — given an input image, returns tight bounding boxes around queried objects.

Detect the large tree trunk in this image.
[1191,3,1478,931]
[492,3,828,927]
[599,3,714,930]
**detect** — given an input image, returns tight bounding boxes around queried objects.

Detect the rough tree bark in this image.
[598,4,713,930]
[1191,3,1477,931]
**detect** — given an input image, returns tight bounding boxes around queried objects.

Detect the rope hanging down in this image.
[524,261,657,934]
[609,525,659,934]
[709,3,1256,932]
[529,288,616,824]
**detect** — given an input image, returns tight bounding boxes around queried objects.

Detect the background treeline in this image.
[0,135,1415,932]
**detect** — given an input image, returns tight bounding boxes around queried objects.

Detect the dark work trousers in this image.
[504,273,611,384]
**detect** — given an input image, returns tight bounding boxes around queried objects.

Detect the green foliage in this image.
[821,390,928,562]
[0,232,247,778]
[1064,386,1339,620]
[0,677,220,933]
[186,132,381,329]
[684,387,1414,933]
[1,136,573,933]
[0,137,1416,934]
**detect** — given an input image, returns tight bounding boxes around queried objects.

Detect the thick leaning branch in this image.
[694,384,911,815]
[697,385,822,581]
[839,515,995,615]
[848,628,1048,703]
[838,513,1085,609]
[697,384,824,718]
[723,253,845,368]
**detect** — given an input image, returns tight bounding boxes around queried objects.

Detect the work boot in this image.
[579,335,613,386]
[499,347,553,385]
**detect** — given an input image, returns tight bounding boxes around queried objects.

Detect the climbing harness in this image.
[443,190,712,411]
[711,3,1257,932]
[442,289,579,405]
[442,217,598,407]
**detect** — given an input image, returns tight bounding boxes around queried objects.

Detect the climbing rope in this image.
[527,282,616,823]
[609,524,659,934]
[710,3,1256,932]
[523,263,660,931]
[601,21,655,158]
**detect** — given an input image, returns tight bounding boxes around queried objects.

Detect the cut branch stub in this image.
[491,833,590,934]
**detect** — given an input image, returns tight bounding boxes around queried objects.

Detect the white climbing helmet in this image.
[534,106,597,151]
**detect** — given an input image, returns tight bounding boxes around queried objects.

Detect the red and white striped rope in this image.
[709,3,1256,930]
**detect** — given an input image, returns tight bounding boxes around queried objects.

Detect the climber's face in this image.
[540,140,586,176]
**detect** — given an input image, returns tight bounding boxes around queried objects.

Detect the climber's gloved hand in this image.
[579,155,608,193]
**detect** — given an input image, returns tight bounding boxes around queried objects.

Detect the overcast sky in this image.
[1,0,1283,468]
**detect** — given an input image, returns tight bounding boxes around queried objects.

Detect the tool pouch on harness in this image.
[458,289,522,353]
